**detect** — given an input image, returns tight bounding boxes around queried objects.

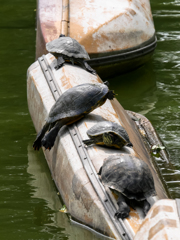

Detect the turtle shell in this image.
[100,155,156,201]
[87,121,131,144]
[46,37,90,60]
[47,83,109,124]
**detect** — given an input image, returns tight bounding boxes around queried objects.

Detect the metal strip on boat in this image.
[38,55,132,240]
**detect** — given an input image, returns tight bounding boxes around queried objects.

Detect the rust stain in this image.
[136,218,149,234]
[84,213,92,224]
[42,22,60,43]
[50,55,55,61]
[152,232,169,240]
[150,205,173,219]
[84,122,88,129]
[60,68,72,90]
[128,209,142,233]
[148,219,177,240]
[107,105,119,119]
[32,68,38,74]
[93,146,98,152]
[140,2,151,22]
[71,11,126,54]
[127,8,136,16]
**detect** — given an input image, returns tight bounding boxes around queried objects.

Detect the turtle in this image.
[46,34,96,74]
[83,121,133,149]
[33,81,115,151]
[98,154,156,219]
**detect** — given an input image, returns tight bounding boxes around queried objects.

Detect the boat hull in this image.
[35,0,156,78]
[27,53,168,238]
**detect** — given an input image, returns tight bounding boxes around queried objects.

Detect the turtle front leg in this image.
[41,121,63,150]
[115,193,130,219]
[78,59,96,75]
[83,138,96,146]
[55,56,65,70]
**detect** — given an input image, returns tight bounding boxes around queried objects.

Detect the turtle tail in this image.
[33,122,49,151]
[83,138,95,146]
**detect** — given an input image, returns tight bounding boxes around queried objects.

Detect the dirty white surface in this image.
[134,199,180,240]
[27,53,167,239]
[69,0,155,54]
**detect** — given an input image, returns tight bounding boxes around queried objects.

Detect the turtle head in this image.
[103,81,115,100]
[103,132,115,146]
[59,34,66,38]
[107,90,115,100]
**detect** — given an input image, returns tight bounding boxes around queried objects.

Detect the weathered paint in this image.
[69,0,155,55]
[27,54,168,238]
[134,199,180,240]
[35,0,156,78]
[36,0,62,59]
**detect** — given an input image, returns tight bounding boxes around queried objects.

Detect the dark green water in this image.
[1,0,180,239]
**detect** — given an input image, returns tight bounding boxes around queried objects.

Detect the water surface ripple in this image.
[110,0,180,199]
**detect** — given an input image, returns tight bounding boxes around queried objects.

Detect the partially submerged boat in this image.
[36,0,157,78]
[27,53,180,239]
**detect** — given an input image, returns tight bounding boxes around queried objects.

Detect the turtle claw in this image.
[115,209,129,220]
[33,139,42,151]
[41,138,54,151]
[115,204,130,219]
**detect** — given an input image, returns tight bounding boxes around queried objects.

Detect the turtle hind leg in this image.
[33,122,49,151]
[77,59,96,75]
[115,193,130,219]
[55,56,65,70]
[41,121,63,150]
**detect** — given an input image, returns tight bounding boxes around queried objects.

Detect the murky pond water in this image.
[1,0,180,239]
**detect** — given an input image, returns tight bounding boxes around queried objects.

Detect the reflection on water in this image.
[27,143,109,240]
